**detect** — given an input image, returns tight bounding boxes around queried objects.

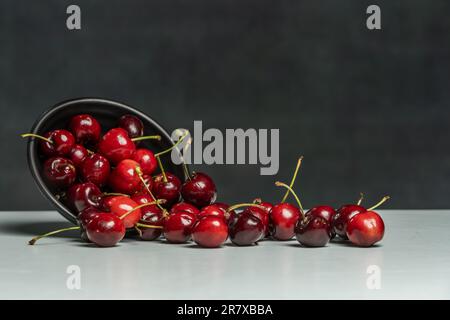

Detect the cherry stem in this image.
[357,192,364,206]
[281,156,304,203]
[21,133,52,144]
[135,223,164,229]
[119,201,163,220]
[103,192,129,197]
[253,198,262,204]
[154,131,189,158]
[156,156,167,182]
[135,167,166,212]
[367,196,390,211]
[275,181,305,216]
[131,135,161,142]
[227,203,266,213]
[28,226,80,245]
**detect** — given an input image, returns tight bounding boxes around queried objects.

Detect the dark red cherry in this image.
[181,172,217,207]
[85,213,125,247]
[69,144,88,168]
[137,205,165,241]
[212,202,230,212]
[131,193,156,205]
[295,216,332,247]
[152,172,181,207]
[69,114,101,145]
[243,206,269,238]
[333,204,366,239]
[197,204,228,221]
[230,211,264,246]
[118,114,144,140]
[66,182,103,213]
[171,202,199,215]
[306,205,336,223]
[192,216,228,248]
[98,128,136,165]
[163,212,196,243]
[81,153,110,187]
[346,211,385,247]
[132,149,157,175]
[269,203,300,241]
[78,207,103,242]
[108,159,141,194]
[43,157,76,189]
[40,130,75,157]
[102,195,142,229]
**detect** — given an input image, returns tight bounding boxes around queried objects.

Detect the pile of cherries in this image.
[23,114,389,248]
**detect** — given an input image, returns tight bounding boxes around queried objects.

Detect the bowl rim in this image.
[27,97,189,224]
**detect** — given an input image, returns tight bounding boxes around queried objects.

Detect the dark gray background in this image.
[1,0,449,210]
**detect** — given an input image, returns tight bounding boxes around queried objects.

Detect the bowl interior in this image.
[27,97,188,224]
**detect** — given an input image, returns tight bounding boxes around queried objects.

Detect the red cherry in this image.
[305,205,336,223]
[85,213,125,247]
[118,114,143,140]
[192,216,228,248]
[197,204,227,221]
[346,211,385,247]
[69,114,101,145]
[295,216,332,247]
[230,211,264,246]
[131,193,156,205]
[108,159,141,194]
[137,205,165,241]
[98,128,136,165]
[102,195,142,229]
[333,204,366,239]
[66,182,103,213]
[81,153,110,187]
[163,212,196,243]
[133,149,157,175]
[181,172,217,207]
[270,203,300,240]
[43,157,76,189]
[69,144,88,168]
[78,207,104,242]
[212,202,230,212]
[36,130,76,157]
[152,172,181,207]
[171,202,200,215]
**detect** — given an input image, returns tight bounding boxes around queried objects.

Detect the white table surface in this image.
[0,210,449,300]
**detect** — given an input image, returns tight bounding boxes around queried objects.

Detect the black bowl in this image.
[26,97,189,224]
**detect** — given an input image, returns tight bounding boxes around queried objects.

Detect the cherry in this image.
[81,153,110,187]
[181,172,217,207]
[347,210,385,247]
[131,193,156,205]
[66,182,103,213]
[85,213,126,247]
[228,204,266,246]
[118,114,143,140]
[22,130,75,157]
[108,159,142,194]
[138,174,154,193]
[136,205,165,241]
[163,212,196,243]
[101,195,143,229]
[295,215,332,247]
[305,206,336,223]
[171,202,200,215]
[197,203,228,221]
[132,149,157,175]
[69,144,89,168]
[43,157,76,189]
[192,216,228,248]
[212,202,230,212]
[98,128,136,165]
[152,172,181,207]
[253,198,273,215]
[78,207,103,241]
[69,114,101,145]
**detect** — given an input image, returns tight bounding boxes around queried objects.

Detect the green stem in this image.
[154,131,189,158]
[367,196,390,211]
[135,223,163,229]
[275,181,305,216]
[119,202,159,220]
[281,156,303,203]
[21,133,52,144]
[357,192,364,206]
[28,226,80,245]
[135,167,166,212]
[156,156,167,182]
[132,135,161,142]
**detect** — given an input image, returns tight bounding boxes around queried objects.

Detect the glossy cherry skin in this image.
[333,204,366,239]
[69,144,88,168]
[163,212,196,243]
[78,207,103,242]
[181,172,217,207]
[132,149,157,175]
[108,159,141,194]
[42,157,76,189]
[81,153,110,187]
[102,195,141,229]
[346,211,385,247]
[230,211,264,246]
[245,206,269,238]
[69,114,101,145]
[40,130,75,157]
[269,203,300,240]
[98,128,136,165]
[131,193,156,205]
[295,216,332,247]
[306,206,336,223]
[67,182,103,213]
[118,114,143,140]
[258,201,273,214]
[197,204,227,221]
[85,213,126,247]
[137,205,165,241]
[171,202,200,215]
[152,172,182,207]
[192,216,228,248]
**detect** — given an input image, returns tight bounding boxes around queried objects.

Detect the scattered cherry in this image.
[192,216,228,248]
[66,182,103,213]
[347,210,385,247]
[85,213,126,247]
[101,195,143,229]
[181,172,217,207]
[163,212,196,243]
[152,172,182,207]
[171,202,200,215]
[228,204,266,246]
[295,215,332,247]
[136,205,165,241]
